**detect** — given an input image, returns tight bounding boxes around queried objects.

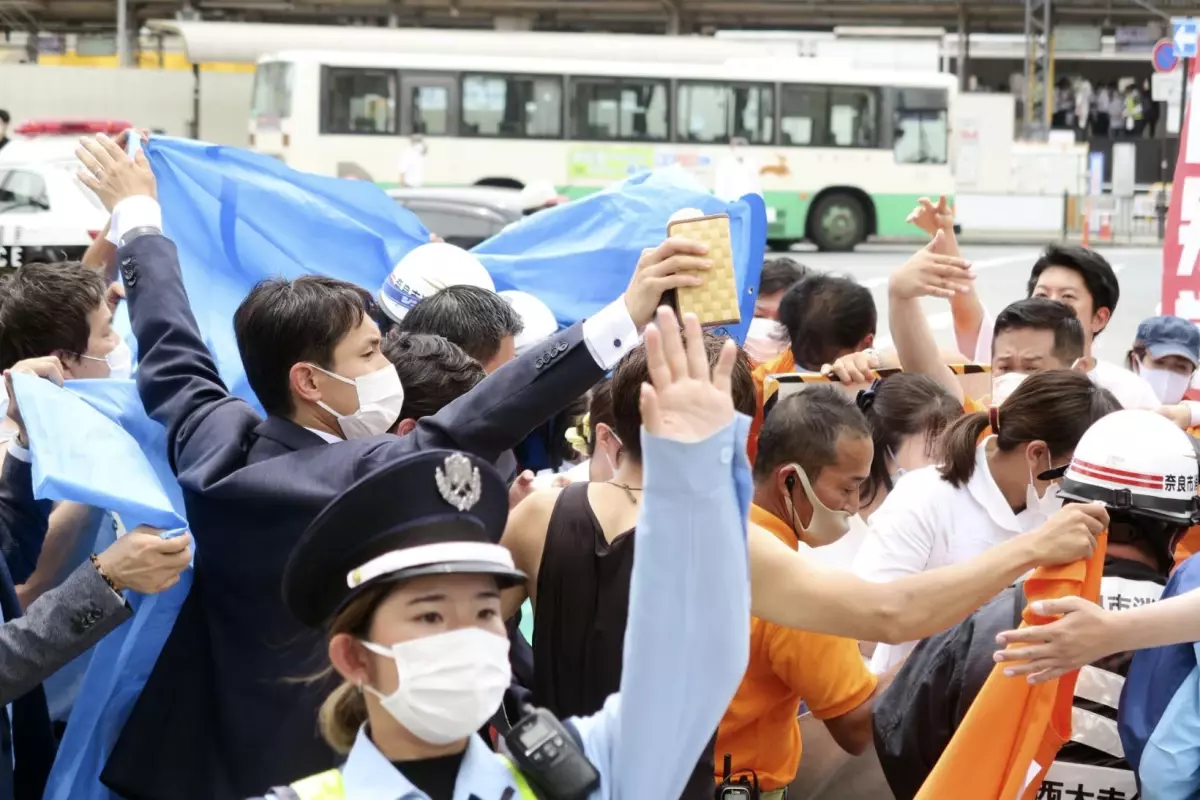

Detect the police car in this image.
[0,120,125,269]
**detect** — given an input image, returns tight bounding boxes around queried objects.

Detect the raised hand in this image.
[906,195,955,237]
[76,133,156,212]
[640,307,736,443]
[624,238,712,329]
[888,231,975,301]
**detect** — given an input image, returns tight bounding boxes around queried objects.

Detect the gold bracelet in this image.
[89,553,120,594]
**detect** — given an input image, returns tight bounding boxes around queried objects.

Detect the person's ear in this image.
[54,350,80,380]
[328,632,374,686]
[290,362,324,404]
[1025,440,1049,470]
[394,418,418,436]
[1072,356,1097,374]
[1091,307,1111,335]
[860,332,876,351]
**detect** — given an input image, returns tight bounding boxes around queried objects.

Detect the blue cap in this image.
[1136,315,1200,366]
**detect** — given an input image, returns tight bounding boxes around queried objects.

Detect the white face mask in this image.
[361,627,511,746]
[310,363,404,440]
[991,371,1028,406]
[744,318,787,363]
[80,339,134,380]
[1140,365,1193,405]
[786,464,852,546]
[1025,451,1065,520]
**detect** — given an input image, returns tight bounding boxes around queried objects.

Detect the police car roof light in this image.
[14,120,133,137]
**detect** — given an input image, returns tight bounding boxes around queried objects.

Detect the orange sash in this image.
[915,533,1108,800]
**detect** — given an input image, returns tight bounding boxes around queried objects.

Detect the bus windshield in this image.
[252,61,294,124]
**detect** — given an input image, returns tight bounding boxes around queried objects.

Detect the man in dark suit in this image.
[77,134,713,800]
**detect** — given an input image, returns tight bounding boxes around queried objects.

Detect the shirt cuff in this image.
[107,196,163,245]
[581,296,639,371]
[1187,400,1200,427]
[6,442,31,463]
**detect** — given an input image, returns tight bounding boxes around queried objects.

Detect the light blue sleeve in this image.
[1138,649,1200,798]
[573,415,753,800]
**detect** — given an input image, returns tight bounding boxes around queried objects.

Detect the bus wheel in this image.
[809,193,867,252]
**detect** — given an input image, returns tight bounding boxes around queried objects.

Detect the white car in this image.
[0,160,108,269]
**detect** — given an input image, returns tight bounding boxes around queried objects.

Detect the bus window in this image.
[676,83,773,144]
[828,88,878,148]
[323,68,397,135]
[411,85,450,135]
[893,88,949,165]
[461,75,563,138]
[252,62,294,124]
[570,78,669,142]
[780,85,828,146]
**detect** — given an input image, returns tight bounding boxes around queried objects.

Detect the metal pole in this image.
[116,0,127,67]
[1181,58,1191,142]
[191,63,201,140]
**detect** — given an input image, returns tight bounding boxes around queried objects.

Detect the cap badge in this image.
[436,453,482,512]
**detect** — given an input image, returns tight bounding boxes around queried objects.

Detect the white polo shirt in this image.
[853,437,1045,672]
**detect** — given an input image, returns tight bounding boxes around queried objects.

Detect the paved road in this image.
[779,244,1166,367]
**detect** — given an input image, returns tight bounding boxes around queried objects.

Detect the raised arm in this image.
[77,135,258,470]
[575,309,752,800]
[888,234,973,404]
[909,197,986,359]
[749,503,1106,644]
[361,238,714,469]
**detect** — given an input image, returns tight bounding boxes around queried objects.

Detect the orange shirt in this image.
[916,533,1108,800]
[749,350,795,464]
[714,505,878,791]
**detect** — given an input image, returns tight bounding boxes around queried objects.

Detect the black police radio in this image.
[502,705,601,800]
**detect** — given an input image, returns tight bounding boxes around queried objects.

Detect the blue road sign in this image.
[1174,17,1198,58]
[1155,39,1181,71]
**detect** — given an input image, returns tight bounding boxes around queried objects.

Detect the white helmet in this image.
[378,242,495,324]
[1059,409,1200,526]
[498,290,558,355]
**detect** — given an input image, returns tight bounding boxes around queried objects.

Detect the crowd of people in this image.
[0,130,1198,800]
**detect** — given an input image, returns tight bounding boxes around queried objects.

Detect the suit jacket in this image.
[103,234,612,800]
[0,454,59,800]
[0,559,130,707]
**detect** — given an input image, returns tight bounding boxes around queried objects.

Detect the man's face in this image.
[755,291,784,320]
[1030,266,1106,341]
[992,327,1069,377]
[793,432,873,526]
[64,300,120,379]
[316,316,389,415]
[482,335,516,374]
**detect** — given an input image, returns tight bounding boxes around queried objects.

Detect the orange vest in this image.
[749,350,795,464]
[916,533,1109,800]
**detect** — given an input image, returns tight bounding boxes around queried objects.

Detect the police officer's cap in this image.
[284,449,523,628]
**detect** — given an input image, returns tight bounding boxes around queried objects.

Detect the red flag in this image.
[1163,60,1200,322]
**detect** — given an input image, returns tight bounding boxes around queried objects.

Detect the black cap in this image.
[283,449,523,628]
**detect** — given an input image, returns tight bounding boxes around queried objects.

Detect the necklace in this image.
[605,481,642,504]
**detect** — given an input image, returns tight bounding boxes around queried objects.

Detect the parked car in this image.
[387,184,564,250]
[0,160,108,269]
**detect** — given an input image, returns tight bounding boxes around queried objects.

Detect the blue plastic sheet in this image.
[11,375,190,800]
[134,136,431,409]
[473,168,768,345]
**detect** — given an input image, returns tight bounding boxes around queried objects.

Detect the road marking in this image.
[860,252,1038,289]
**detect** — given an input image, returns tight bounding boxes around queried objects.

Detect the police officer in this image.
[255,308,755,800]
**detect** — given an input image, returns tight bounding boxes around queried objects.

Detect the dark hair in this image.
[0,110,9,125]
[400,285,524,366]
[992,298,1086,365]
[586,379,615,457]
[939,370,1120,487]
[753,386,871,482]
[777,273,876,371]
[759,257,809,297]
[1027,245,1120,324]
[611,334,755,463]
[0,262,107,370]
[233,275,373,417]
[858,374,963,506]
[381,331,485,422]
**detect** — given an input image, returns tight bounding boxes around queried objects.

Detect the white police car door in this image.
[0,166,94,267]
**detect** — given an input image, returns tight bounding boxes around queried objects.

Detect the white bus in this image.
[250,49,956,250]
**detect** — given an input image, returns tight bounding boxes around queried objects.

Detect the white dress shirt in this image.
[853,438,1042,672]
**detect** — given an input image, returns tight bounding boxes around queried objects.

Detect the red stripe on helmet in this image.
[1071,458,1164,482]
[1070,463,1165,490]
